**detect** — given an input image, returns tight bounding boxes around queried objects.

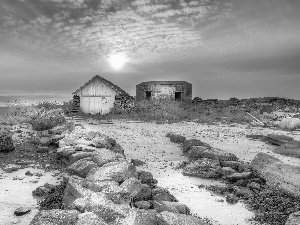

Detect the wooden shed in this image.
[72,75,129,115]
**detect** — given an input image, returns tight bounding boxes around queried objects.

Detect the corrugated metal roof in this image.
[72,75,129,96]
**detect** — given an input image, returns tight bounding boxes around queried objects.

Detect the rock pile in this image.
[30,127,208,225]
[167,134,300,225]
[31,108,66,131]
[0,129,15,152]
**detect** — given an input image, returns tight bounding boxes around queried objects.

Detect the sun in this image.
[107,52,129,71]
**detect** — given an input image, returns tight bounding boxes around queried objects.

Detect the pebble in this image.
[14,207,31,216]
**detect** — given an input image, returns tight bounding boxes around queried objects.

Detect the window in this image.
[175,92,182,100]
[145,91,152,99]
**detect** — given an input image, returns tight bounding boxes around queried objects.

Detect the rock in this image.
[92,137,113,149]
[153,201,190,214]
[119,209,166,225]
[251,152,300,198]
[247,182,261,190]
[91,148,124,167]
[111,143,125,155]
[133,201,152,210]
[137,171,158,187]
[131,159,146,166]
[25,171,34,176]
[29,209,79,225]
[152,187,178,202]
[31,108,66,131]
[67,157,97,178]
[182,158,222,179]
[167,134,186,144]
[265,134,294,146]
[32,185,53,197]
[225,172,252,181]
[182,139,211,154]
[225,194,239,204]
[4,166,19,173]
[185,146,238,161]
[220,167,236,176]
[160,211,208,225]
[63,176,91,207]
[75,212,107,225]
[14,207,31,216]
[0,130,15,152]
[57,147,77,160]
[285,211,300,225]
[37,146,49,153]
[235,187,253,198]
[86,161,137,183]
[219,160,241,170]
[121,178,152,201]
[82,180,119,192]
[79,192,130,223]
[68,152,94,164]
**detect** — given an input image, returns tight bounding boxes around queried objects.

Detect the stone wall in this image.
[136,81,192,101]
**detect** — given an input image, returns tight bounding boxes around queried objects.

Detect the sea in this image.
[0,94,72,107]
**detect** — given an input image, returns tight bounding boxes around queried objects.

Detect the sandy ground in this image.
[2,118,300,225]
[80,118,300,225]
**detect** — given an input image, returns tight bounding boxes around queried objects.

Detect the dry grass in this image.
[101,99,254,124]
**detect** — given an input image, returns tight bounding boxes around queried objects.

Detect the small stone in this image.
[226,194,238,204]
[216,199,224,203]
[14,207,31,216]
[247,182,261,190]
[25,171,34,176]
[4,166,19,173]
[131,159,146,166]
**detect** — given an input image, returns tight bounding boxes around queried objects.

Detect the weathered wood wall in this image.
[74,78,117,115]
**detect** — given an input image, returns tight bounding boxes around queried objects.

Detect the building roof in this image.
[72,75,129,96]
[137,81,191,85]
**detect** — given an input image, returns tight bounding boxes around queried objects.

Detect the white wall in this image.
[75,77,117,115]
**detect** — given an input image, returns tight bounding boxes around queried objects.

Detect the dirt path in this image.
[77,119,300,225]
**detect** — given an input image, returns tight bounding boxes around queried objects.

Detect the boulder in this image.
[75,212,107,225]
[80,192,130,223]
[251,152,300,198]
[120,177,152,201]
[225,194,238,204]
[14,207,31,216]
[167,134,186,144]
[160,211,208,225]
[138,171,158,187]
[63,176,91,207]
[67,157,97,178]
[265,134,294,146]
[285,211,300,225]
[153,201,190,214]
[69,152,94,165]
[112,143,125,155]
[185,146,238,161]
[86,161,137,183]
[0,130,15,152]
[225,172,252,181]
[220,167,236,176]
[91,148,124,167]
[182,158,222,179]
[152,187,178,202]
[31,108,66,131]
[133,201,152,210]
[82,180,119,192]
[119,209,167,225]
[29,209,79,225]
[219,160,241,170]
[235,187,253,198]
[131,159,146,166]
[182,139,211,154]
[92,137,113,149]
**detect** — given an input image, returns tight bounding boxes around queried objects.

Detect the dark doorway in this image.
[175,92,182,100]
[145,91,152,99]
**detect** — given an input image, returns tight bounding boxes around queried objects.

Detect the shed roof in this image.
[137,81,191,85]
[72,75,129,96]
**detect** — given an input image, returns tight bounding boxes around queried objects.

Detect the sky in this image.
[1,0,300,101]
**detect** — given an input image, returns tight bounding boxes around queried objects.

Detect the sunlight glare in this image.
[108,52,129,71]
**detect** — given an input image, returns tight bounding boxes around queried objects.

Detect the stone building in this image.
[136,81,192,101]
